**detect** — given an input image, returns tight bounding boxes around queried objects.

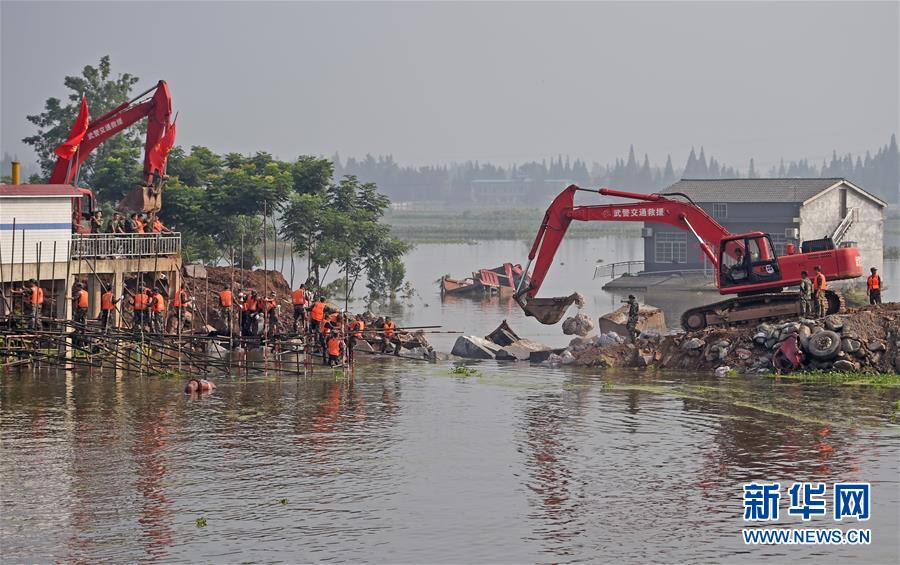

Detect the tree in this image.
[23,56,141,185]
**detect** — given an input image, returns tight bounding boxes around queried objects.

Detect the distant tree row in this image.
[336,136,899,205]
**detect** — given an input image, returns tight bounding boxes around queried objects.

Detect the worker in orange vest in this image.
[813,265,828,318]
[241,291,259,336]
[380,316,396,354]
[867,267,882,305]
[291,284,309,332]
[150,289,166,334]
[21,279,44,330]
[172,283,191,333]
[326,331,345,366]
[319,310,336,363]
[100,286,122,334]
[218,285,234,333]
[262,291,279,339]
[72,283,89,327]
[310,296,326,335]
[133,214,146,234]
[131,288,150,333]
[348,314,365,363]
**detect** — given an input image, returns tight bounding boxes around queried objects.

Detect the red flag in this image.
[149,116,177,173]
[54,96,90,160]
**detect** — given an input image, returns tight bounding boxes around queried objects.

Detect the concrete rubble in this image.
[562,312,595,336]
[451,319,560,362]
[598,304,667,336]
[564,303,900,375]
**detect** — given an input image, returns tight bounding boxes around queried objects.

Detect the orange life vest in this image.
[383,321,395,338]
[310,302,326,322]
[244,296,258,312]
[133,293,149,311]
[261,298,275,313]
[151,219,163,233]
[101,291,115,311]
[867,274,881,290]
[174,289,188,308]
[75,289,88,309]
[219,290,233,307]
[134,218,145,233]
[327,337,342,356]
[29,286,44,305]
[322,321,332,336]
[350,320,364,337]
[291,289,307,305]
[151,294,166,312]
[813,272,827,291]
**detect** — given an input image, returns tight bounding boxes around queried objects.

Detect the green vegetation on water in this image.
[769,371,900,387]
[449,366,481,377]
[195,517,207,528]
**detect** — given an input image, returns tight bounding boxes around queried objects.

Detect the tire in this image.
[681,309,707,332]
[807,329,841,361]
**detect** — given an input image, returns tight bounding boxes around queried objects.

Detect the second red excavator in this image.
[514,184,862,331]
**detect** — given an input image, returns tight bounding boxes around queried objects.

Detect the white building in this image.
[0,184,78,268]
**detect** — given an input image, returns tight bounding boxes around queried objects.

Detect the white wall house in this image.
[0,184,78,273]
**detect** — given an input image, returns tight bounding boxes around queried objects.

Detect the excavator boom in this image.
[515,184,861,329]
[49,80,174,213]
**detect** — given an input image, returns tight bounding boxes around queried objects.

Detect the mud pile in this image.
[184,265,294,330]
[558,303,900,374]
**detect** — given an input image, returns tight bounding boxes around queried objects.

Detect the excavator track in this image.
[680,290,844,332]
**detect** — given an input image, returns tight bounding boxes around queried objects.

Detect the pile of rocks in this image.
[451,320,561,362]
[563,304,900,374]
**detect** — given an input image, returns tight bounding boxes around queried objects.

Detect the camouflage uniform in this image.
[814,272,828,318]
[798,278,813,318]
[626,299,640,342]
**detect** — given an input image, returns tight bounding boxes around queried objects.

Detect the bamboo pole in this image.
[50,242,57,322]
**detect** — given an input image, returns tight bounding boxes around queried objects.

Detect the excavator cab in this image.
[718,233,781,289]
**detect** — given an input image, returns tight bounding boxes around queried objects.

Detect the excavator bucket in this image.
[516,293,581,325]
[118,185,162,214]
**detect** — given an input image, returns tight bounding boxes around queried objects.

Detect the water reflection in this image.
[1,363,898,563]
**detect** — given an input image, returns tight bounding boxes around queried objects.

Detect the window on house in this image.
[711,203,728,219]
[655,232,687,264]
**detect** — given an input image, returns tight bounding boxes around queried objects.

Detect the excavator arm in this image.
[515,184,732,324]
[49,80,173,213]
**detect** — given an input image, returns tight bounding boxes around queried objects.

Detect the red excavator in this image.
[47,80,174,232]
[514,184,862,331]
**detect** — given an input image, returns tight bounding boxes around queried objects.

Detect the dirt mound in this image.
[184,266,294,331]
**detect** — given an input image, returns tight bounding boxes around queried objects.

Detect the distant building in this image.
[470,178,572,205]
[643,178,887,280]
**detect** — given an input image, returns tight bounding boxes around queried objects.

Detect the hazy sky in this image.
[2,1,898,171]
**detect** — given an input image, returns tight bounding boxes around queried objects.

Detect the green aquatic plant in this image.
[278,498,288,505]
[195,517,207,528]
[157,368,184,380]
[770,371,900,387]
[449,366,480,377]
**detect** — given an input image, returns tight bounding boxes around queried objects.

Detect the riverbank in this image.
[553,303,900,383]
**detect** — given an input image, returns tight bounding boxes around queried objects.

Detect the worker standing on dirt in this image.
[263,291,279,339]
[218,285,234,333]
[624,295,640,342]
[798,271,814,318]
[867,267,882,305]
[813,265,828,318]
[310,296,326,335]
[100,287,121,333]
[291,284,309,333]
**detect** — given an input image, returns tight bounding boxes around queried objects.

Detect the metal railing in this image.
[831,208,858,246]
[593,260,715,280]
[71,232,181,259]
[593,260,645,279]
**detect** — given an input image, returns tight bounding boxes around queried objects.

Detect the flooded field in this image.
[3,238,899,563]
[2,362,898,562]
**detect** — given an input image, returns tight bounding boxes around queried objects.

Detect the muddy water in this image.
[2,364,898,562]
[3,239,899,562]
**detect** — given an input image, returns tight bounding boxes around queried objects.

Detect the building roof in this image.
[662,178,886,207]
[0,184,83,197]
